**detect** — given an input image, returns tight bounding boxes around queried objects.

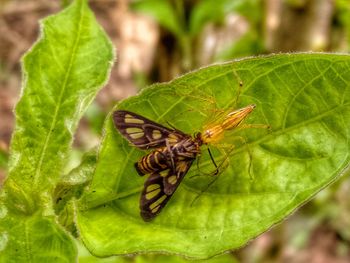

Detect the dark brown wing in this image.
[163,160,194,195]
[113,110,187,150]
[140,160,194,221]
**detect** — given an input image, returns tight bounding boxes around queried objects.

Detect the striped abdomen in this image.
[135,147,169,175]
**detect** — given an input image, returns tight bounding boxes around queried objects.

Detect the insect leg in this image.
[191,146,226,177]
[238,123,271,131]
[190,175,220,207]
[215,135,254,180]
[207,147,219,175]
[190,147,234,206]
[233,136,254,180]
[189,145,213,177]
[188,153,203,179]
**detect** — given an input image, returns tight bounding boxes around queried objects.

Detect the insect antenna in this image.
[189,148,231,209]
[190,175,220,207]
[231,65,244,108]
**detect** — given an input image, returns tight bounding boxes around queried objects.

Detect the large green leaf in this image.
[0,0,114,261]
[78,241,236,263]
[78,53,350,258]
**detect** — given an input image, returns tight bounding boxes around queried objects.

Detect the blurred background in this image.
[0,0,349,262]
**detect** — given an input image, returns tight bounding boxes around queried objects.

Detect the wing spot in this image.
[126,127,144,139]
[129,133,144,139]
[145,188,161,200]
[146,184,160,192]
[168,134,179,143]
[159,169,170,177]
[151,206,160,213]
[125,114,144,124]
[126,127,143,133]
[150,195,167,210]
[152,130,162,140]
[168,175,177,185]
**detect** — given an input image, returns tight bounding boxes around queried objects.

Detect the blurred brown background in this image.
[0,0,349,262]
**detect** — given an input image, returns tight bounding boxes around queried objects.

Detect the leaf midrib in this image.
[33,4,84,189]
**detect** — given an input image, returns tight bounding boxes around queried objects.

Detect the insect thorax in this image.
[172,137,201,159]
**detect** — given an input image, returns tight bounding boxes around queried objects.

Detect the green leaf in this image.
[131,0,184,38]
[78,240,236,263]
[0,213,77,262]
[0,0,114,261]
[55,149,97,212]
[78,53,350,258]
[5,0,114,215]
[54,149,97,235]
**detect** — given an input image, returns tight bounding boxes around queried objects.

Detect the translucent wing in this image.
[113,110,187,150]
[140,160,194,221]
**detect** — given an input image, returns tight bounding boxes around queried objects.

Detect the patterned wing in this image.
[113,110,187,150]
[163,160,194,195]
[140,160,194,221]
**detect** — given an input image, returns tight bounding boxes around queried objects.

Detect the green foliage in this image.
[189,0,261,36]
[0,149,7,170]
[132,0,261,37]
[85,103,106,135]
[132,0,183,38]
[335,0,350,50]
[78,54,350,258]
[54,149,97,236]
[0,214,77,262]
[0,0,114,261]
[215,31,264,60]
[1,0,350,261]
[78,241,237,263]
[131,0,263,69]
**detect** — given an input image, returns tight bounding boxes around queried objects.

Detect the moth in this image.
[113,105,256,221]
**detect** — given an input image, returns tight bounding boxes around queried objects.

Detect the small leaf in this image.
[5,0,114,214]
[78,53,350,258]
[0,0,114,261]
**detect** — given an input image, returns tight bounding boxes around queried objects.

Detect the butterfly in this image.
[113,105,256,221]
